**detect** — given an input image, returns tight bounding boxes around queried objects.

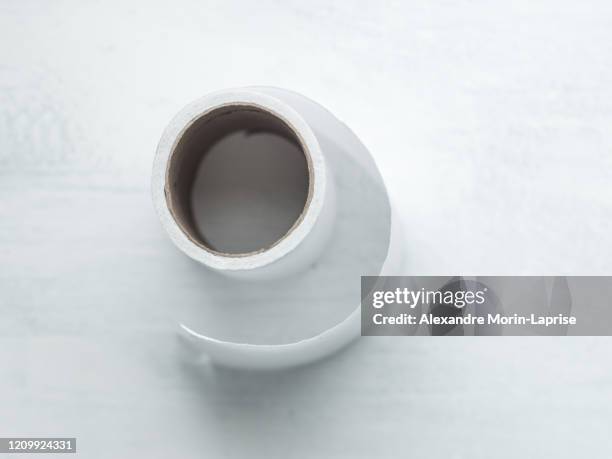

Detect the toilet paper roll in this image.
[152,87,403,369]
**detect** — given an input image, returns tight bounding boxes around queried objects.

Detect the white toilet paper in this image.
[152,87,402,369]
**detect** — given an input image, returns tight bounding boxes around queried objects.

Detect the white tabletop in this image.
[1,1,611,457]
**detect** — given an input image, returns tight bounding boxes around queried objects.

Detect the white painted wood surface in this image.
[1,1,612,457]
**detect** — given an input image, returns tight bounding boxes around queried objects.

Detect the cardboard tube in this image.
[153,88,335,279]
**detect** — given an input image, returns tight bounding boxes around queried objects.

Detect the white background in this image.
[1,1,612,457]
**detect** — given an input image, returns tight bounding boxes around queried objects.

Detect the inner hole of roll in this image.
[166,105,311,256]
